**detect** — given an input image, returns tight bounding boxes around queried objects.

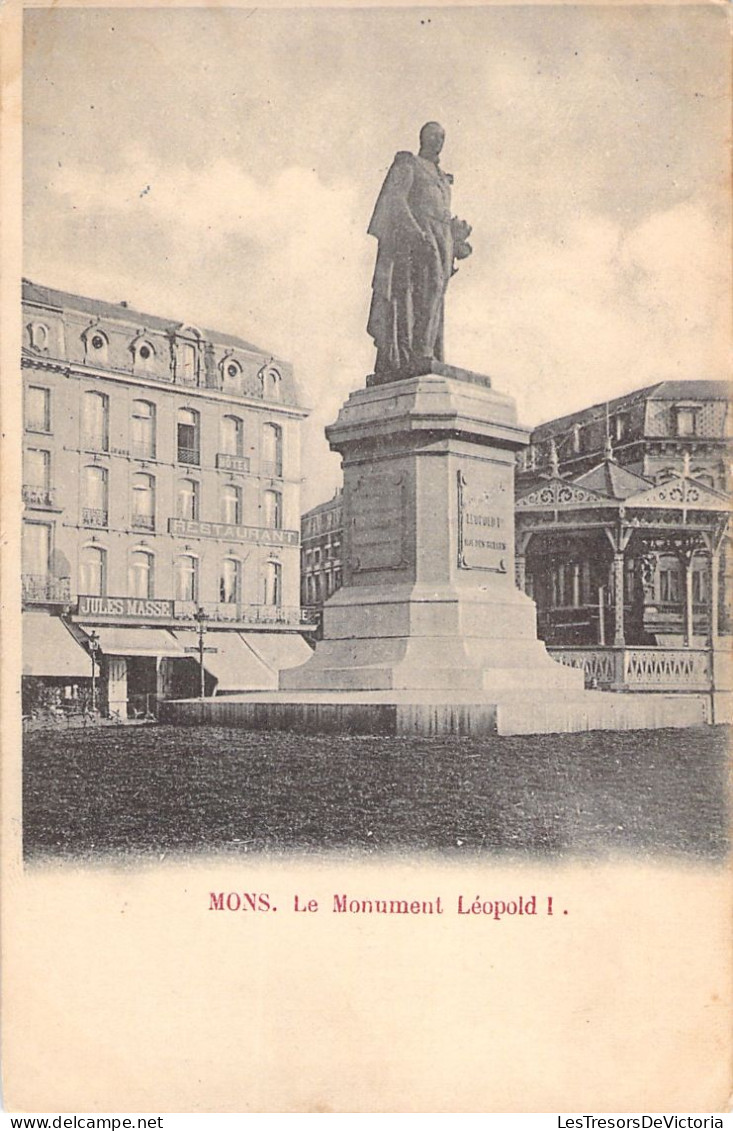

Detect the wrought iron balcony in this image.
[177,446,200,466]
[82,507,108,528]
[22,574,71,604]
[22,485,58,509]
[131,514,156,531]
[172,600,317,628]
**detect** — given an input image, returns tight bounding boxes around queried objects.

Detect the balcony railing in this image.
[177,446,200,466]
[548,646,712,693]
[173,601,317,627]
[131,514,156,531]
[22,485,58,509]
[260,461,283,478]
[82,507,108,528]
[22,574,71,604]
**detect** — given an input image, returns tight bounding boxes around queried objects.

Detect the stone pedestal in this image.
[282,370,584,695]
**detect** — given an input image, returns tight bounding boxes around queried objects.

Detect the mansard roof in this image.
[22,279,273,359]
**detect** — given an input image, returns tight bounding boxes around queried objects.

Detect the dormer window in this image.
[614,413,630,442]
[674,404,701,438]
[27,322,49,352]
[82,327,109,365]
[220,355,243,389]
[130,336,156,374]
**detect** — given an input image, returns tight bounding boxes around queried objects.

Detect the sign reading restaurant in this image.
[168,518,299,546]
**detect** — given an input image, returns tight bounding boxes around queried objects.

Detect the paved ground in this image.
[23,723,730,861]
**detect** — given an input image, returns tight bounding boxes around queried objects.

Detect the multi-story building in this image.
[21,280,313,718]
[514,380,731,710]
[300,488,343,613]
[299,380,731,710]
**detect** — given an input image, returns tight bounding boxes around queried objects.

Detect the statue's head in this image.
[419,121,445,160]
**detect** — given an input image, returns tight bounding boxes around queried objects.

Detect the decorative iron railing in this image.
[22,574,71,604]
[173,600,317,627]
[548,646,712,692]
[177,446,200,466]
[82,507,108,528]
[131,514,156,531]
[22,485,58,509]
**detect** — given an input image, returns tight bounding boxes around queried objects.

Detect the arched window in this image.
[83,328,109,365]
[131,400,156,458]
[178,342,197,384]
[129,550,154,598]
[220,558,241,604]
[80,545,106,596]
[263,489,282,530]
[131,339,156,375]
[174,554,198,603]
[221,357,242,389]
[25,386,51,433]
[264,560,281,607]
[83,466,108,527]
[221,415,244,457]
[261,423,283,477]
[27,322,49,351]
[82,392,109,451]
[221,483,242,525]
[132,473,155,530]
[177,408,200,465]
[177,478,199,521]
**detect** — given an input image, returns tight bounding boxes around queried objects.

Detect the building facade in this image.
[22,280,312,718]
[300,488,344,612]
[298,379,731,709]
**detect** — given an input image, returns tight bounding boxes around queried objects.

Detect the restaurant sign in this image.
[168,518,299,547]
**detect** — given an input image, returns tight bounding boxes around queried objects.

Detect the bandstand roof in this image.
[573,459,653,500]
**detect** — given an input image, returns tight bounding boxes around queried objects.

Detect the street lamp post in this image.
[88,630,100,714]
[193,606,208,699]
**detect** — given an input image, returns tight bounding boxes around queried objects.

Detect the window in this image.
[132,339,156,374]
[132,473,155,530]
[220,558,241,604]
[129,550,154,598]
[262,423,283,477]
[221,483,242,525]
[179,343,197,384]
[27,322,49,351]
[80,545,106,596]
[264,560,281,607]
[23,449,51,505]
[261,365,282,401]
[175,554,198,602]
[659,565,681,603]
[221,415,244,457]
[692,568,708,604]
[83,466,108,527]
[132,400,156,458]
[25,386,50,432]
[614,413,630,443]
[23,522,51,576]
[177,408,200,465]
[84,329,109,365]
[83,392,109,451]
[675,407,699,437]
[177,478,199,521]
[263,489,282,530]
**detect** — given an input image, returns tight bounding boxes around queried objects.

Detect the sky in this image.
[23,3,731,509]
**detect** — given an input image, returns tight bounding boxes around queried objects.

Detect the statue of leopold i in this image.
[367,122,472,380]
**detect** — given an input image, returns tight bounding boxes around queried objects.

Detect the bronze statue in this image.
[367,122,472,379]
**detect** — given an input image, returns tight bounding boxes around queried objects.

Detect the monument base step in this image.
[160,688,711,736]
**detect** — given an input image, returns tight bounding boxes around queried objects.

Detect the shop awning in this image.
[242,632,312,674]
[171,630,277,692]
[79,625,184,658]
[23,613,90,678]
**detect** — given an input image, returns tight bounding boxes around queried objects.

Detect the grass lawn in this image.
[23,723,730,861]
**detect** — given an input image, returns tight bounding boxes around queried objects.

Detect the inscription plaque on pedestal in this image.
[351,472,406,572]
[457,470,510,573]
